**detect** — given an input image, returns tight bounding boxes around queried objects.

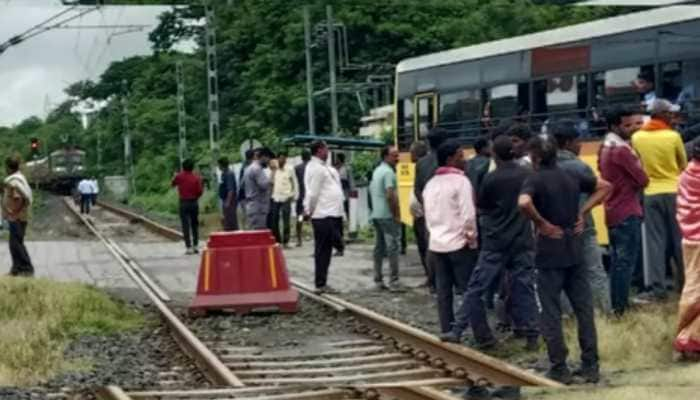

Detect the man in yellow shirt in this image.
[632,99,687,300]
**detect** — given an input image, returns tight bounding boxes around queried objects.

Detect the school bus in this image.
[393,4,700,245]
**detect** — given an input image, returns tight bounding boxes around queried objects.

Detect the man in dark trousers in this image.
[304,140,345,294]
[443,135,539,351]
[518,134,611,384]
[2,156,34,277]
[413,128,447,293]
[218,157,238,231]
[553,119,612,314]
[172,159,204,255]
[295,150,311,247]
[409,141,430,290]
[599,106,649,315]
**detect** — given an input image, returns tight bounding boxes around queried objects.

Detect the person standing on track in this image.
[423,139,479,337]
[443,136,539,352]
[271,152,298,247]
[599,106,649,316]
[632,99,687,300]
[518,134,611,384]
[172,159,204,255]
[77,178,93,215]
[2,156,34,277]
[218,157,238,231]
[243,148,274,230]
[369,145,402,291]
[295,150,311,247]
[304,140,344,294]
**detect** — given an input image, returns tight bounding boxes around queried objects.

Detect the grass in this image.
[0,277,146,386]
[523,300,700,400]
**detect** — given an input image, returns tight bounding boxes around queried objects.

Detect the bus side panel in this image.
[580,141,608,246]
[397,156,415,227]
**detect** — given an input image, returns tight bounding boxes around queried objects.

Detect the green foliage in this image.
[0,277,145,385]
[0,1,617,215]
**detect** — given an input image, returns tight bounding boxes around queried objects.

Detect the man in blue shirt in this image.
[369,145,401,291]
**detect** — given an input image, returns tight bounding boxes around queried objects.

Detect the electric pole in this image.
[204,1,220,184]
[303,6,316,135]
[326,5,339,135]
[176,61,187,169]
[121,79,134,195]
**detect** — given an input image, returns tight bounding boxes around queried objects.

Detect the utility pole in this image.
[121,79,134,194]
[176,61,187,169]
[303,6,316,135]
[326,5,339,135]
[204,1,220,185]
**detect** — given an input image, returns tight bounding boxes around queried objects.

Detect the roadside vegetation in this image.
[0,277,145,385]
[526,301,700,400]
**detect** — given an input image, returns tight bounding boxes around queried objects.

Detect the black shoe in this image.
[524,336,539,352]
[492,386,521,400]
[546,367,573,385]
[474,337,497,351]
[464,386,491,400]
[439,331,461,344]
[333,250,344,257]
[573,366,600,383]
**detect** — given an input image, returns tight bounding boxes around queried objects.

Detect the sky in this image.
[0,1,177,126]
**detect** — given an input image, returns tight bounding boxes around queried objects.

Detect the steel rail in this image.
[63,198,243,387]
[91,201,563,388]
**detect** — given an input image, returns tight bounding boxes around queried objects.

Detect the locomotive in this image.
[25,148,86,194]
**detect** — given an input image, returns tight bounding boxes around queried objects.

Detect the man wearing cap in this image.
[632,99,687,300]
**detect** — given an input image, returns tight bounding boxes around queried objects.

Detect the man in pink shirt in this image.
[423,139,478,337]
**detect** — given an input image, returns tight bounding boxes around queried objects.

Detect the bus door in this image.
[397,92,438,226]
[414,92,438,139]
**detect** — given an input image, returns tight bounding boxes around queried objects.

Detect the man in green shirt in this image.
[370,145,401,291]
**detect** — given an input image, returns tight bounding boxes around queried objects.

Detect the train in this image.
[25,148,86,194]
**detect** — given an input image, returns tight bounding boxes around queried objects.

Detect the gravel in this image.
[0,306,204,400]
[184,296,361,348]
[25,193,92,241]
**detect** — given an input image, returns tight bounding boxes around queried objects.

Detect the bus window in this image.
[594,65,655,110]
[485,84,529,125]
[439,90,481,137]
[396,98,414,152]
[416,93,437,139]
[663,60,699,115]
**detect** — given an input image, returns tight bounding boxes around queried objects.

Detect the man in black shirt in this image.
[443,136,539,350]
[465,137,491,195]
[218,157,238,231]
[518,134,611,384]
[295,150,311,247]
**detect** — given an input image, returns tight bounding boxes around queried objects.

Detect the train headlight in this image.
[75,165,85,171]
[53,167,67,172]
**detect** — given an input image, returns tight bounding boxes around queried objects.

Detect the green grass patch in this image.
[525,301,700,399]
[0,277,145,385]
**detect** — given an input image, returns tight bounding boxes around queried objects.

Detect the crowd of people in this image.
[402,97,700,394]
[163,96,700,391]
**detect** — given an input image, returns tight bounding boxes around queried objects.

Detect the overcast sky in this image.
[0,1,174,126]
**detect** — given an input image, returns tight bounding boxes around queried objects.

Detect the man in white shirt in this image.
[77,178,93,215]
[271,152,298,247]
[304,140,345,294]
[90,177,99,206]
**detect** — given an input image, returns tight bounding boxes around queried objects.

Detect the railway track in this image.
[65,199,561,400]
